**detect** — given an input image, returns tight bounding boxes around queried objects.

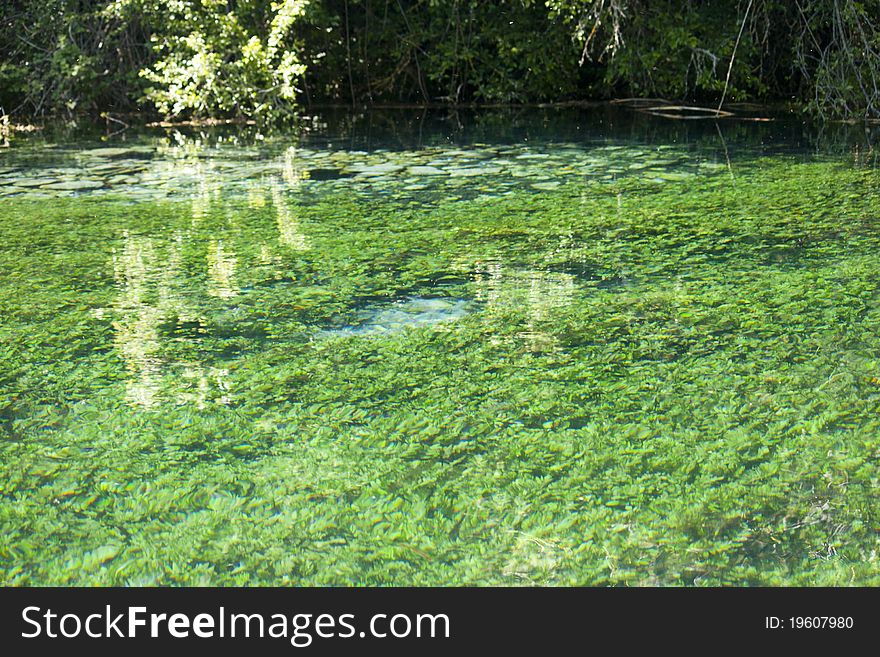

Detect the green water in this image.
[1,109,878,585]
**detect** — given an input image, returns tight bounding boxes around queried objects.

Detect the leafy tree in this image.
[0,1,151,116]
[296,0,584,105]
[112,0,309,122]
[545,0,880,118]
[1,0,878,121]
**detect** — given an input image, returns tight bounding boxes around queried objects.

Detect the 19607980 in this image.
[766,617,854,629]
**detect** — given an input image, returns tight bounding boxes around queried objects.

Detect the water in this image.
[0,128,724,203]
[1,108,879,585]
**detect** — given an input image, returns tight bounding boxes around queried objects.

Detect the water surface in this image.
[1,108,878,585]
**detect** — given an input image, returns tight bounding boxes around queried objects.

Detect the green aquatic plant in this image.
[0,139,879,586]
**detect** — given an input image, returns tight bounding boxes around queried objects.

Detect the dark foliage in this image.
[1,0,878,122]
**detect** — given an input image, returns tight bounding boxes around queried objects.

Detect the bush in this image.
[133,0,309,123]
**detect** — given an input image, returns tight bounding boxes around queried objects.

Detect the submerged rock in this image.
[42,179,105,190]
[349,162,405,176]
[448,166,502,177]
[531,181,561,190]
[82,147,146,159]
[0,139,721,200]
[407,166,445,175]
[320,296,473,337]
[13,177,60,188]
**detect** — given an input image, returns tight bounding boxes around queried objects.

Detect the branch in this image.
[718,0,755,115]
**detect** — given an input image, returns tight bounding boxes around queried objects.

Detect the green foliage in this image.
[0,1,151,116]
[544,1,764,101]
[787,0,880,119]
[608,5,763,100]
[1,2,880,133]
[298,0,583,104]
[127,0,309,122]
[0,0,310,123]
[547,0,880,117]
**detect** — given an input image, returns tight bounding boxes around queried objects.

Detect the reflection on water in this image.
[472,258,504,306]
[472,258,579,352]
[206,240,239,299]
[191,164,219,224]
[520,271,578,352]
[281,145,305,186]
[110,232,171,408]
[272,179,310,251]
[179,364,233,409]
[104,166,317,407]
[0,122,744,204]
[110,229,240,407]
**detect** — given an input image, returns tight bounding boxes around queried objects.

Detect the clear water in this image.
[1,108,879,585]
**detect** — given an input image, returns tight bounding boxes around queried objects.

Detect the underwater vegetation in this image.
[0,123,879,586]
